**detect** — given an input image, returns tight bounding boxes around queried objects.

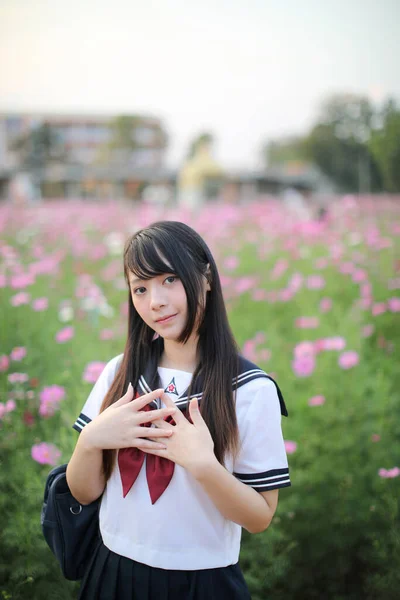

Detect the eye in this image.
[133,286,146,295]
[164,275,178,284]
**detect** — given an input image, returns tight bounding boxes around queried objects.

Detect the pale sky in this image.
[0,0,399,169]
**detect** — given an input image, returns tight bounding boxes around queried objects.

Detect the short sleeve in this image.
[233,378,291,492]
[72,354,123,433]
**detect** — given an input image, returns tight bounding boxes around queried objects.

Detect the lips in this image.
[155,313,177,323]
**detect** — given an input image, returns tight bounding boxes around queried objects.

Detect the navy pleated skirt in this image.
[78,539,251,600]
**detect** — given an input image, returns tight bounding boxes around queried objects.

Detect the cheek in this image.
[176,286,189,310]
[131,295,147,320]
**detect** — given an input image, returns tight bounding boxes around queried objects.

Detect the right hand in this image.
[81,383,176,451]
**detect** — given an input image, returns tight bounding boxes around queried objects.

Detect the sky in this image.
[0,0,399,169]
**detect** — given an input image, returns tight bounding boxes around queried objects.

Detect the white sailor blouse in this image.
[72,353,291,570]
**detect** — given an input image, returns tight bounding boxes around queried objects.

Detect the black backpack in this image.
[41,463,101,580]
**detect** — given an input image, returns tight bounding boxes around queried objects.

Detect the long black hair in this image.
[100,221,240,480]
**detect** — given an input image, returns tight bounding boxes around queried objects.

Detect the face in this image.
[129,271,210,342]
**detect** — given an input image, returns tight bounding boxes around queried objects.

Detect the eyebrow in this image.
[129,271,175,286]
[129,277,145,286]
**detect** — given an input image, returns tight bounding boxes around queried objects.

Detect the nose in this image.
[149,284,167,310]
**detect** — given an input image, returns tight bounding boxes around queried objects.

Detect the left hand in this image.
[142,393,216,475]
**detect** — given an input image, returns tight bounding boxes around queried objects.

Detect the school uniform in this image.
[72,350,291,599]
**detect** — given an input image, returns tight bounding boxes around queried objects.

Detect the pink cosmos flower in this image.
[10,347,27,361]
[371,434,381,442]
[318,337,346,352]
[295,317,319,329]
[83,361,106,384]
[10,292,31,306]
[372,302,386,316]
[352,269,367,283]
[358,298,372,309]
[31,442,61,466]
[259,349,271,361]
[292,356,316,377]
[360,282,372,297]
[362,324,375,338]
[319,297,332,313]
[5,399,16,412]
[387,297,400,313]
[338,351,359,369]
[100,329,115,340]
[120,301,129,318]
[270,258,288,280]
[243,340,257,361]
[39,385,66,417]
[224,256,239,271]
[55,326,74,343]
[284,440,297,454]
[338,262,355,275]
[8,372,29,384]
[378,467,400,478]
[10,273,35,289]
[0,355,10,372]
[32,297,49,311]
[288,273,303,291]
[254,332,266,344]
[234,277,257,295]
[279,289,295,302]
[307,275,325,289]
[294,341,315,358]
[308,395,326,406]
[252,289,267,301]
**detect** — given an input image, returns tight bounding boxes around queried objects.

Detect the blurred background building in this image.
[0,112,171,202]
[0,111,320,206]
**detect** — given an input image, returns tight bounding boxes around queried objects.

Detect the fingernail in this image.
[128,382,132,391]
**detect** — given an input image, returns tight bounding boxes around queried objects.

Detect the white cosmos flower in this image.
[58,307,74,322]
[99,302,115,318]
[104,232,125,256]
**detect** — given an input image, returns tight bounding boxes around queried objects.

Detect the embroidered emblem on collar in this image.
[164,377,179,396]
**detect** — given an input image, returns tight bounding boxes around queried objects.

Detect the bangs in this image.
[125,235,176,281]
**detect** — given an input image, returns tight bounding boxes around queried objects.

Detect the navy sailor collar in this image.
[137,343,288,417]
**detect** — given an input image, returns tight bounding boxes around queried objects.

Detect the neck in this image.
[159,335,200,373]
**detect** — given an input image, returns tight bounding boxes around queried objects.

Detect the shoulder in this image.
[73,353,124,433]
[235,355,287,417]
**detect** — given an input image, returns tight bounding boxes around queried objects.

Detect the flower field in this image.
[1,196,399,599]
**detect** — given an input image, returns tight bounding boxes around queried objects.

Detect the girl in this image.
[66,221,291,600]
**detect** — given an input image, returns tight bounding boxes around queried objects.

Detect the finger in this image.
[138,427,174,437]
[150,418,174,430]
[135,439,168,450]
[136,407,176,425]
[132,389,165,411]
[140,447,168,457]
[113,382,134,406]
[189,397,204,426]
[160,393,185,422]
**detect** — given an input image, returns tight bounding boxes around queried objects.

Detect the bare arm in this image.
[192,458,279,534]
[66,428,106,505]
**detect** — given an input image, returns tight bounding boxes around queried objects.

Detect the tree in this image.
[100,115,168,165]
[264,137,307,167]
[302,93,383,192]
[369,99,400,192]
[11,123,65,172]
